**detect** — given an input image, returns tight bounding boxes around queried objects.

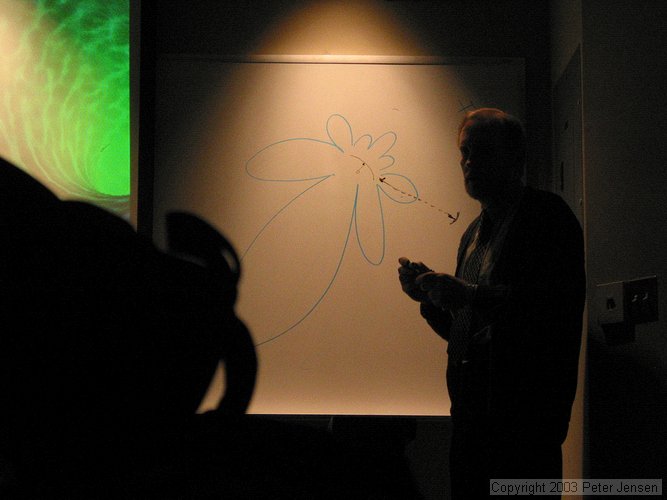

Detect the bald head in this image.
[458,108,526,172]
[457,108,526,205]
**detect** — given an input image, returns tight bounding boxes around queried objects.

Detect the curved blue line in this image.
[245,137,336,182]
[378,155,396,171]
[354,133,373,150]
[245,113,420,347]
[255,189,357,347]
[240,176,332,260]
[378,173,420,204]
[372,132,397,171]
[355,183,386,266]
[326,114,352,153]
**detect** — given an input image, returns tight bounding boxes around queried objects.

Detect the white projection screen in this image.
[152,55,524,415]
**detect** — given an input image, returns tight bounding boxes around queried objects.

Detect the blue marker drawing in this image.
[242,114,419,346]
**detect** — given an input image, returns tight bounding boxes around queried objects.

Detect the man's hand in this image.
[397,257,432,303]
[415,272,475,310]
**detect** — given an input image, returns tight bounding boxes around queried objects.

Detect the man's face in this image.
[458,121,516,203]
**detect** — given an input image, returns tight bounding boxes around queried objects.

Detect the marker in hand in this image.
[398,257,432,274]
[398,257,432,303]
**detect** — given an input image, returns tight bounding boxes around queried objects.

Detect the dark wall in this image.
[579,0,667,482]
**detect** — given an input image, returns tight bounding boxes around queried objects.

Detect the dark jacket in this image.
[424,187,585,443]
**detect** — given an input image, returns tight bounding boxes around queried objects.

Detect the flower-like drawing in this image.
[242,114,418,346]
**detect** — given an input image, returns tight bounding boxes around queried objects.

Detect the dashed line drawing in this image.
[379,177,459,224]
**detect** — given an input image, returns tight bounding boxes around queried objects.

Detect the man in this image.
[398,108,585,498]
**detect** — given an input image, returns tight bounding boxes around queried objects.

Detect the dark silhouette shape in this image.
[399,109,585,499]
[0,157,422,499]
[165,211,257,415]
[0,157,256,496]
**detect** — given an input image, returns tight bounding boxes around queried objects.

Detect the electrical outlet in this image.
[624,275,659,325]
[596,276,659,328]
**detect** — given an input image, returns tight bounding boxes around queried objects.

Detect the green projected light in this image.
[0,0,130,216]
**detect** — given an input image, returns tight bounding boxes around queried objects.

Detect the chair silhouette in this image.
[165,210,257,414]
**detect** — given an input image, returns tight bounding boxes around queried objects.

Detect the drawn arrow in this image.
[379,177,460,224]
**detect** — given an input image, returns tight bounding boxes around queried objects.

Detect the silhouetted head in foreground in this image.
[0,157,256,495]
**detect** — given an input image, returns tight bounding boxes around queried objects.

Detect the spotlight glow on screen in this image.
[0,0,129,217]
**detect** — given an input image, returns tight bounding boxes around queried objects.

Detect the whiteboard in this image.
[153,55,524,415]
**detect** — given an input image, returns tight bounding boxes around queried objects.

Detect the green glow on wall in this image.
[0,0,130,216]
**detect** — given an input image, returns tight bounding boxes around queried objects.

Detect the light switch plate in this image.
[596,276,659,327]
[596,281,625,325]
